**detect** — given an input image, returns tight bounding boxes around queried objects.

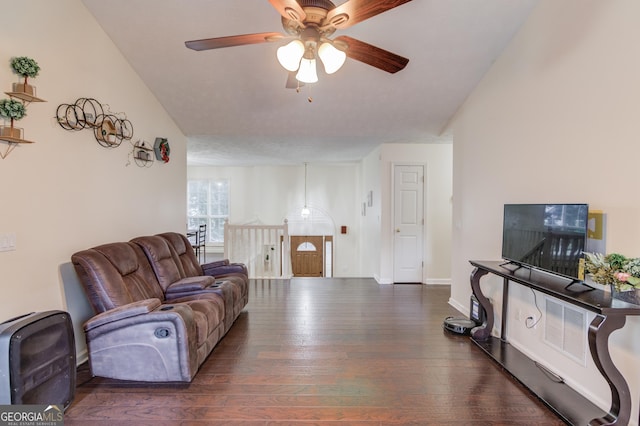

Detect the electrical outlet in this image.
[515,308,523,322]
[0,232,16,252]
[526,314,539,328]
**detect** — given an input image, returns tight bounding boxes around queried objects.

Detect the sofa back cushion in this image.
[157,232,204,278]
[71,242,164,313]
[131,235,188,291]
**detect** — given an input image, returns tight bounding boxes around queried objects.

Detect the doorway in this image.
[291,235,328,277]
[393,164,424,283]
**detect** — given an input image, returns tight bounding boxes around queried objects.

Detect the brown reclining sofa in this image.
[71,232,248,382]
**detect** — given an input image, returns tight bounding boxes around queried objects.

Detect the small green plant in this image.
[0,99,26,121]
[10,56,40,86]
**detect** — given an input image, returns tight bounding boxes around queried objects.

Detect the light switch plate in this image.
[0,232,16,252]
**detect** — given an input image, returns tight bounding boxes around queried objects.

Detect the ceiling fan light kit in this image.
[277,40,305,71]
[276,35,345,78]
[301,162,311,218]
[296,57,318,84]
[317,42,346,74]
[185,0,412,86]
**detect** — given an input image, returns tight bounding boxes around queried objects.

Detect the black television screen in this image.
[501,203,589,280]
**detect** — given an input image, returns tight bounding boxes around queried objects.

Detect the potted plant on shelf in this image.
[0,98,27,139]
[10,56,40,96]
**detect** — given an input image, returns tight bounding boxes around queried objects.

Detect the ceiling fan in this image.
[185,0,412,86]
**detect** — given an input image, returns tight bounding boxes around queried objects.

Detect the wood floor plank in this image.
[65,278,565,425]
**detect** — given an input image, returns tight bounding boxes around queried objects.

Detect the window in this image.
[187,179,229,243]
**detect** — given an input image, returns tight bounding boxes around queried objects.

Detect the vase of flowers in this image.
[10,56,40,96]
[0,98,27,139]
[584,252,640,304]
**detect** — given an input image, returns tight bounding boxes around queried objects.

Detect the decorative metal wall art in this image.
[56,97,133,148]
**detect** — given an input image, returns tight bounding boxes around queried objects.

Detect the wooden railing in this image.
[224,219,291,279]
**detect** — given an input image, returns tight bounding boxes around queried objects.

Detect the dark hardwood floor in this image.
[65,278,564,425]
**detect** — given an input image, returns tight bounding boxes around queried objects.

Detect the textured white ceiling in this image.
[82,0,538,166]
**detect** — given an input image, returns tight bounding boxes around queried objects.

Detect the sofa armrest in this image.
[83,300,199,382]
[202,262,247,277]
[84,298,162,331]
[165,276,217,295]
[202,259,229,269]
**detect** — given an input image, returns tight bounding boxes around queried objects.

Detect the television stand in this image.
[469,260,640,426]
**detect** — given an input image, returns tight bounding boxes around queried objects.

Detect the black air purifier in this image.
[469,294,485,325]
[0,311,76,409]
[443,294,486,335]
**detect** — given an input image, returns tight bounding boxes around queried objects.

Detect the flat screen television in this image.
[501,203,589,281]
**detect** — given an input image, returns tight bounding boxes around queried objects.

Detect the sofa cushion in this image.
[156,232,203,277]
[131,235,185,292]
[72,242,165,312]
[171,297,224,347]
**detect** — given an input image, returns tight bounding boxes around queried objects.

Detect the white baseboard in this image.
[426,278,451,285]
[374,274,393,285]
[375,276,452,286]
[448,297,468,316]
[76,349,88,366]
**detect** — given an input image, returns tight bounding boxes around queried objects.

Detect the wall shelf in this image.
[4,91,46,104]
[0,136,35,159]
[132,140,154,167]
[0,59,45,158]
[1,89,45,159]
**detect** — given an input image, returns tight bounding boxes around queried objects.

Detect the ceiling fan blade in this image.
[324,0,412,29]
[285,71,304,89]
[268,0,306,23]
[334,36,409,74]
[185,32,284,51]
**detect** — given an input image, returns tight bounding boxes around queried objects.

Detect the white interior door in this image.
[393,165,424,283]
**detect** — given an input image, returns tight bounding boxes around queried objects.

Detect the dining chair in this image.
[192,224,207,263]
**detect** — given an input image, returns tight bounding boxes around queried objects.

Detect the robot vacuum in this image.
[442,316,478,335]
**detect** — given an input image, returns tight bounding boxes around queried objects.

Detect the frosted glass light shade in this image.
[296,58,318,83]
[301,206,311,218]
[277,40,305,72]
[318,42,346,74]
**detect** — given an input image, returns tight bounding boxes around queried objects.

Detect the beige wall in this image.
[190,142,453,282]
[450,0,640,421]
[359,146,382,278]
[0,0,187,356]
[362,143,453,284]
[188,164,362,277]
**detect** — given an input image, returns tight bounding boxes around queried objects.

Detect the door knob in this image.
[396,228,400,233]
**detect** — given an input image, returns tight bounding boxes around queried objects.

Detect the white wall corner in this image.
[448,297,467,316]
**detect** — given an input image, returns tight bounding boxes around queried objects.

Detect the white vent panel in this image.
[544,297,587,365]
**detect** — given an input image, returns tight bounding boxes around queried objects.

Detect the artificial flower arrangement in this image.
[11,57,40,83]
[0,98,27,138]
[584,252,640,291]
[10,56,40,95]
[0,98,26,121]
